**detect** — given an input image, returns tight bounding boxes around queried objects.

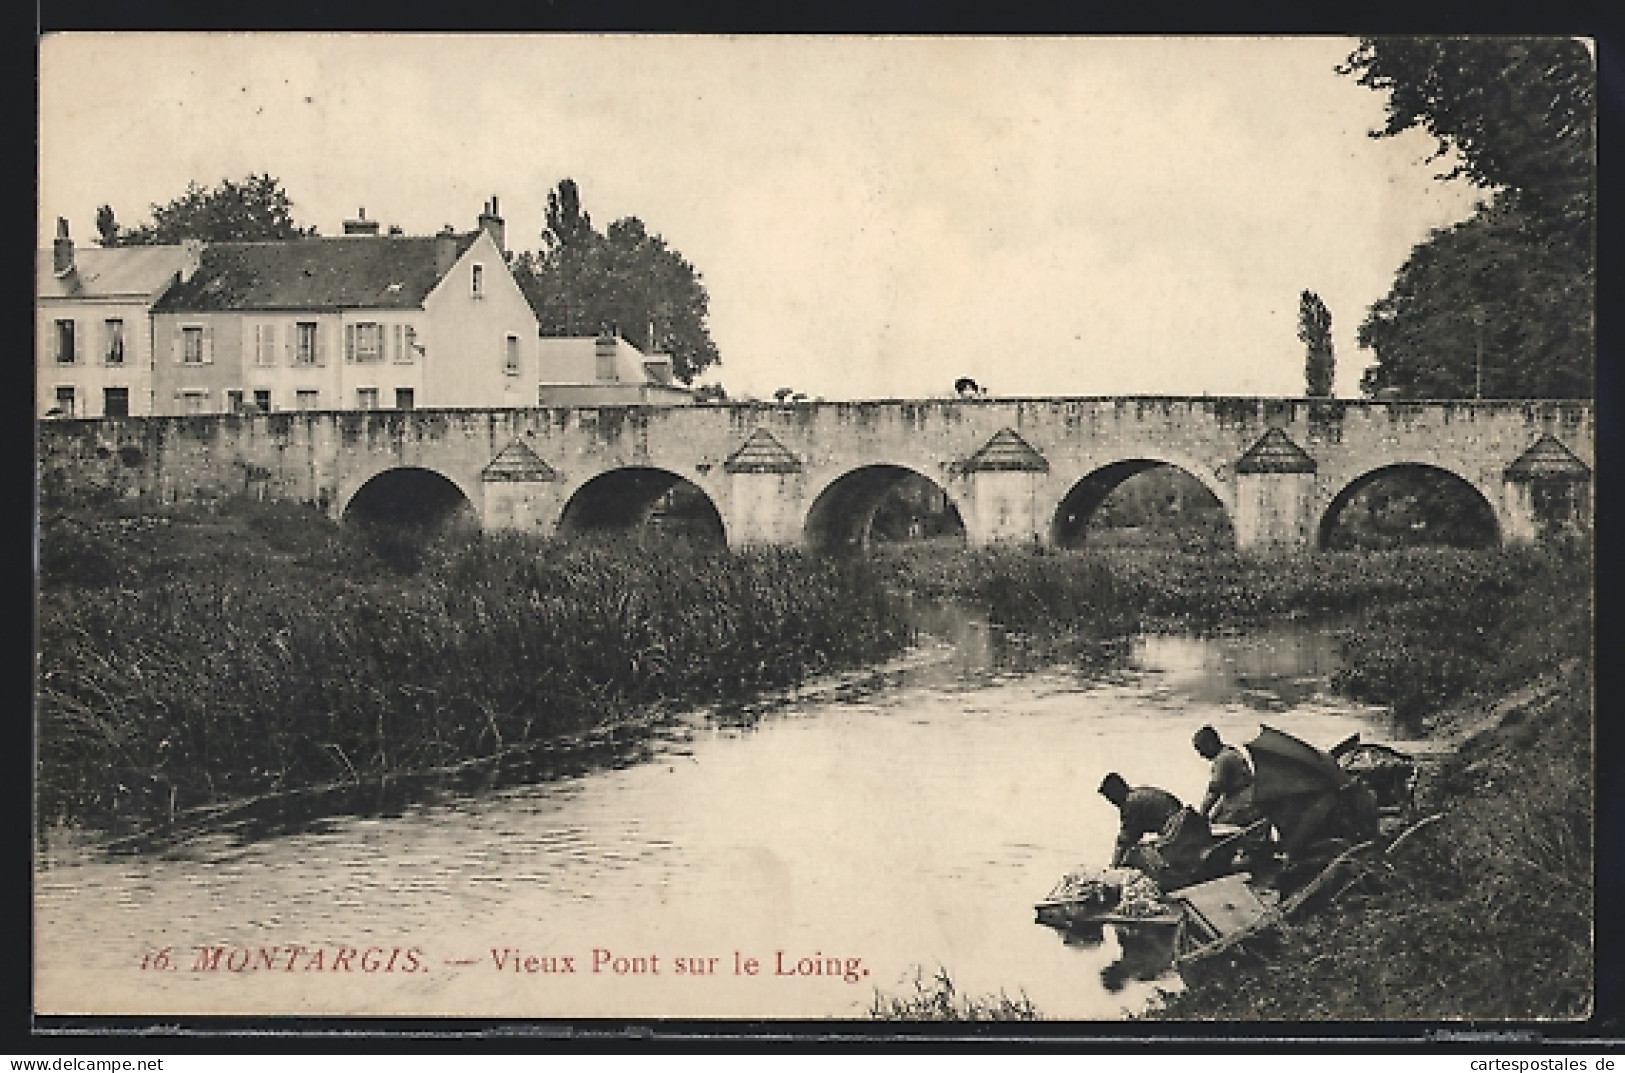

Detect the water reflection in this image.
[35,617,1389,1021]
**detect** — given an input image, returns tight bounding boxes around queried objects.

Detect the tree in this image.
[1358,192,1591,398]
[1340,38,1594,399]
[1339,38,1593,230]
[519,179,720,384]
[1298,291,1336,397]
[109,174,318,245]
[543,178,595,251]
[94,205,120,247]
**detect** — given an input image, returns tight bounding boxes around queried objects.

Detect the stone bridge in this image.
[37,397,1594,550]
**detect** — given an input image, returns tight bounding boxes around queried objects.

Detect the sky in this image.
[38,34,1485,401]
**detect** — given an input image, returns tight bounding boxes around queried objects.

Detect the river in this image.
[34,618,1395,1021]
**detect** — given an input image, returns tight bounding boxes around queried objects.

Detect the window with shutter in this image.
[296,322,318,365]
[182,325,204,364]
[105,320,125,365]
[55,320,76,364]
[355,322,382,362]
[256,324,277,366]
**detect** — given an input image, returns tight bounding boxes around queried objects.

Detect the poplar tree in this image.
[1298,291,1335,397]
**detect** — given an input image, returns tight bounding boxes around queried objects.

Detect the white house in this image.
[149,199,539,415]
[535,335,694,407]
[36,219,201,418]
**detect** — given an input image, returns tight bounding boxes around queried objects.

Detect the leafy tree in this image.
[1298,290,1335,397]
[110,174,318,244]
[94,205,119,247]
[1358,192,1591,398]
[1340,38,1594,399]
[1339,37,1593,229]
[519,179,720,384]
[543,178,595,251]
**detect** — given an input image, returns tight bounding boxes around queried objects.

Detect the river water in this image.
[35,619,1394,1021]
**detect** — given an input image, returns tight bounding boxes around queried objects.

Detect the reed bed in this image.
[37,502,910,832]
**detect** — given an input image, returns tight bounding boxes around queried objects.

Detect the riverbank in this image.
[859,541,1592,1021]
[37,500,912,837]
[1144,545,1594,1021]
[38,500,1586,863]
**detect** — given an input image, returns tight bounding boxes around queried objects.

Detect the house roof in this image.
[37,246,192,301]
[151,234,480,313]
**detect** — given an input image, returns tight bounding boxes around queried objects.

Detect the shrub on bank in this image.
[873,542,1543,632]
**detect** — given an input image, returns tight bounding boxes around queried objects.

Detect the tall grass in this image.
[869,967,1042,1021]
[37,502,911,831]
[872,541,1553,632]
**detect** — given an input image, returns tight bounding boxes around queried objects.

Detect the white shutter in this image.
[203,322,215,365]
[346,323,356,363]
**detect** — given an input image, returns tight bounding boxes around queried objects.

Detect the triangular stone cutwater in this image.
[482,438,557,482]
[1504,433,1591,482]
[960,428,1049,473]
[724,428,803,474]
[1234,428,1316,475]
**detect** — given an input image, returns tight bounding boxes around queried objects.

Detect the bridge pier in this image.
[725,471,806,546]
[1233,471,1315,551]
[1231,429,1318,551]
[959,470,1048,546]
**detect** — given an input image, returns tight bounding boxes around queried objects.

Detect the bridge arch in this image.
[556,465,727,546]
[1317,462,1501,550]
[340,465,481,532]
[1050,456,1235,549]
[803,463,967,553]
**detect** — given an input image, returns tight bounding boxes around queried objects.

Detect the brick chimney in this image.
[434,226,460,277]
[343,207,381,236]
[52,217,74,277]
[477,195,505,254]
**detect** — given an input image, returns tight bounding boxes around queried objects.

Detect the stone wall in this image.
[37,397,1594,550]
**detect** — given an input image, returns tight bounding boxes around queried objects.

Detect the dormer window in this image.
[471,264,484,298]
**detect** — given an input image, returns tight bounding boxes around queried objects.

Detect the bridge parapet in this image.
[38,397,1593,551]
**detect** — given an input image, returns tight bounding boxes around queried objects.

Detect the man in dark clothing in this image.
[1193,725,1260,826]
[1098,772,1182,867]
